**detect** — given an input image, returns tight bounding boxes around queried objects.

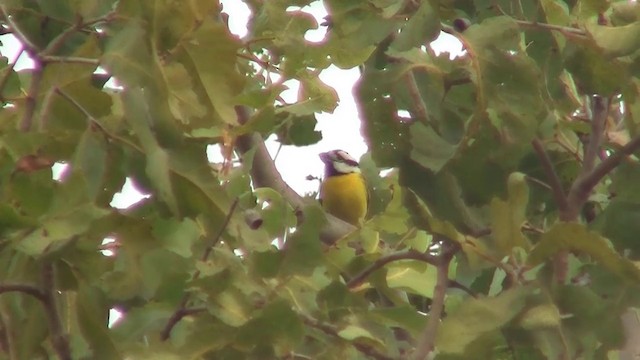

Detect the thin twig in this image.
[403,71,430,125]
[55,88,97,121]
[566,134,640,218]
[159,307,206,340]
[40,263,71,360]
[41,56,100,65]
[0,6,39,54]
[581,96,609,176]
[0,284,46,302]
[447,280,477,298]
[524,175,552,191]
[531,138,569,214]
[514,20,587,38]
[411,241,457,360]
[41,15,84,56]
[19,62,43,132]
[347,250,440,289]
[301,314,394,360]
[160,199,239,341]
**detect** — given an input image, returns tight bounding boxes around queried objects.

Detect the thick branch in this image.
[234,106,355,244]
[531,138,569,215]
[40,263,71,360]
[411,252,453,359]
[347,250,440,289]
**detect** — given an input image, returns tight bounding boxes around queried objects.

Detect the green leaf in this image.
[528,223,640,281]
[517,303,562,330]
[463,16,521,52]
[338,324,382,344]
[76,285,121,359]
[281,204,325,275]
[121,89,179,214]
[437,286,531,354]
[586,22,640,58]
[161,63,207,124]
[236,299,304,349]
[390,1,440,52]
[15,204,109,256]
[277,114,323,146]
[386,260,436,297]
[181,20,245,125]
[102,22,156,87]
[591,199,640,257]
[73,128,108,201]
[409,122,458,173]
[490,172,530,255]
[152,218,201,258]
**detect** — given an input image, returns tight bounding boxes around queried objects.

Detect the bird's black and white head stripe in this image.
[319,150,360,177]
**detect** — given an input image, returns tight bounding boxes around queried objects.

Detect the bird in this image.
[319,150,368,226]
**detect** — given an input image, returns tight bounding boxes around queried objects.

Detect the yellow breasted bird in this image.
[319,150,368,226]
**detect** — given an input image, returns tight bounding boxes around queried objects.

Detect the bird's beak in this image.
[319,152,331,164]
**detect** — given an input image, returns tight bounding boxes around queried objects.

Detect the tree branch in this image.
[0,283,46,302]
[347,250,440,289]
[160,199,238,341]
[581,96,609,177]
[514,20,587,38]
[531,138,569,214]
[403,71,430,125]
[567,134,640,214]
[19,63,43,132]
[301,314,394,360]
[41,56,100,65]
[234,106,356,244]
[0,6,39,55]
[411,240,457,360]
[40,263,71,360]
[160,307,206,341]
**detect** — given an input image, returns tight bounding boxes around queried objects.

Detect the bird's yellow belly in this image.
[320,173,367,226]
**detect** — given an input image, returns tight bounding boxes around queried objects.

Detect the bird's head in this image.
[319,150,360,177]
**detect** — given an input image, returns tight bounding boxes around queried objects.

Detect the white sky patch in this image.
[100,237,117,257]
[0,34,34,70]
[430,32,465,59]
[110,178,151,209]
[221,0,251,38]
[51,162,69,182]
[108,308,123,328]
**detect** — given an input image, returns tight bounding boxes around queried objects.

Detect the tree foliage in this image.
[1,0,640,359]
